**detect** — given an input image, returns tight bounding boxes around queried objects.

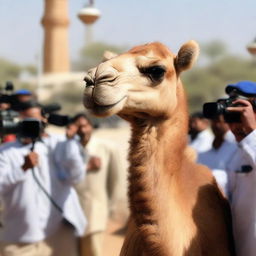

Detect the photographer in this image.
[0,85,34,144]
[0,101,86,256]
[204,80,256,256]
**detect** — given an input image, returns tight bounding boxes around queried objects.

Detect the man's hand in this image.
[227,99,256,134]
[22,152,39,172]
[87,156,101,172]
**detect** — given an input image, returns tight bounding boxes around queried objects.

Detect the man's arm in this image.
[239,130,256,166]
[54,138,87,185]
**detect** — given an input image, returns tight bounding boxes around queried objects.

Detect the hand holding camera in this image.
[227,99,256,135]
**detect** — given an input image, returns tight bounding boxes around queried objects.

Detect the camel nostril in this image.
[83,76,95,87]
[85,81,94,88]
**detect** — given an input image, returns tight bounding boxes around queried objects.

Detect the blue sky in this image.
[1,0,256,65]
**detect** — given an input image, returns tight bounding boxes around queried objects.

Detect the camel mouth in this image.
[84,95,127,117]
[93,95,127,108]
[94,96,126,110]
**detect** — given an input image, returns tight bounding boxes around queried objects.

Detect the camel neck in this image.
[128,110,188,255]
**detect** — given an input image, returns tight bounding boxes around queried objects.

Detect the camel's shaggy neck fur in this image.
[127,82,192,255]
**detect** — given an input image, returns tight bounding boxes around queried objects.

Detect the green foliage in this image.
[23,65,37,75]
[0,57,37,92]
[0,58,21,85]
[200,40,227,62]
[73,41,128,71]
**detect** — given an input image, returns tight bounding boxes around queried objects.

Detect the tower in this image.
[41,0,70,73]
[77,1,101,45]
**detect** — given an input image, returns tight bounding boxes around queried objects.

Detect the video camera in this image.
[0,118,43,140]
[0,81,70,139]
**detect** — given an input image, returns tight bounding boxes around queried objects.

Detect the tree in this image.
[201,40,227,62]
[73,41,128,71]
[183,45,256,113]
[0,58,21,86]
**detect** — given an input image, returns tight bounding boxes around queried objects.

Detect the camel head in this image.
[83,41,199,120]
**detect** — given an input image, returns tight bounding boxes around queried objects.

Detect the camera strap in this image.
[31,141,63,214]
[31,168,63,213]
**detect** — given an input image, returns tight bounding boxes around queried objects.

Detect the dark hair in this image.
[71,113,93,126]
[190,111,205,119]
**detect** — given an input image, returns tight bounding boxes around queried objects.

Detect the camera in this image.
[0,103,70,139]
[203,97,241,123]
[0,118,43,140]
[0,81,71,140]
[41,103,71,127]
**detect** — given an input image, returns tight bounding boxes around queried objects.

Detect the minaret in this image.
[41,0,70,73]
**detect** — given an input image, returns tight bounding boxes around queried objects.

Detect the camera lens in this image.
[203,102,221,119]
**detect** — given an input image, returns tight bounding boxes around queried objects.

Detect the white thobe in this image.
[228,130,256,256]
[189,129,214,153]
[0,136,86,243]
[198,138,237,195]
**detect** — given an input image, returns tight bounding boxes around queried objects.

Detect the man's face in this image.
[0,102,10,110]
[17,94,33,103]
[189,117,209,134]
[75,117,93,141]
[227,98,256,142]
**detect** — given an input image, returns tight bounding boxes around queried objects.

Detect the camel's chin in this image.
[84,97,127,117]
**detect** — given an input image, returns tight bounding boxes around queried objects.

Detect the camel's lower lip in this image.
[93,95,127,108]
[85,96,127,115]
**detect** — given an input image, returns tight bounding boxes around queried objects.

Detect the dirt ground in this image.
[103,220,126,256]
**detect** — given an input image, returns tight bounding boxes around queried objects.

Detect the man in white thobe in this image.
[0,101,86,256]
[70,113,126,256]
[189,112,214,153]
[223,80,256,256]
[198,114,237,195]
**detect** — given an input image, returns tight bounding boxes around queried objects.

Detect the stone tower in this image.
[41,0,70,73]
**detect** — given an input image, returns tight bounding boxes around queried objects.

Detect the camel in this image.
[82,41,236,256]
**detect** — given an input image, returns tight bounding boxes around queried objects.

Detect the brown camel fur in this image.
[82,41,236,256]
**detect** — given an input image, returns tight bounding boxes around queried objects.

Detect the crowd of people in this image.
[189,80,256,256]
[0,89,126,256]
[1,80,256,256]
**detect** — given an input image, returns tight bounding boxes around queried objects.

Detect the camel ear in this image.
[175,40,199,73]
[102,51,118,61]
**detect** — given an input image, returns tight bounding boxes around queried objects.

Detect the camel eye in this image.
[140,66,166,82]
